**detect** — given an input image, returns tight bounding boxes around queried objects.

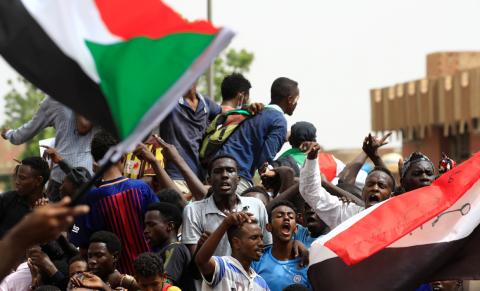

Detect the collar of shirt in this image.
[225,256,258,280]
[265,104,284,113]
[178,93,208,114]
[205,195,249,215]
[99,176,129,188]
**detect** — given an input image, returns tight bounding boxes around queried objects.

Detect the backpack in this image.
[199,109,251,166]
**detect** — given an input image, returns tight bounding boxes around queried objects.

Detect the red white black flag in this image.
[309,152,480,291]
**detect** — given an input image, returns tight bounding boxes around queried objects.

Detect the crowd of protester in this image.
[0,73,458,290]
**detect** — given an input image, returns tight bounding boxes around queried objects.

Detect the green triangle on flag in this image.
[0,0,234,160]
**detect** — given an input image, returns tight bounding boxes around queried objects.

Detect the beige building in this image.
[371,52,480,165]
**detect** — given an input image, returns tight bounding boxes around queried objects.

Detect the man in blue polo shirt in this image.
[159,82,221,198]
[218,77,300,194]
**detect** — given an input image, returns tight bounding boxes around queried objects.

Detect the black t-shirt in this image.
[0,191,31,239]
[159,242,194,291]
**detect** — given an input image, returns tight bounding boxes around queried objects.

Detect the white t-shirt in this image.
[0,262,31,291]
[202,256,270,291]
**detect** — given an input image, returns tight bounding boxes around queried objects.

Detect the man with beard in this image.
[299,142,395,229]
[195,212,269,291]
[253,200,311,291]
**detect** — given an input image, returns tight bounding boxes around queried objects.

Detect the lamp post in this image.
[207,0,214,99]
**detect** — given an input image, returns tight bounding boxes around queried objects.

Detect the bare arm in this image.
[75,114,94,135]
[299,142,364,229]
[363,133,391,169]
[2,98,53,145]
[155,135,208,200]
[268,183,300,206]
[133,143,181,193]
[321,178,365,207]
[195,213,252,282]
[337,151,368,185]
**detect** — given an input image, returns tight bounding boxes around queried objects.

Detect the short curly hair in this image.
[133,252,164,277]
[89,231,121,255]
[90,130,119,162]
[21,156,50,185]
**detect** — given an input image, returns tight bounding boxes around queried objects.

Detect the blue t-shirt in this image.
[252,246,311,291]
[217,106,287,182]
[294,224,320,249]
[159,94,221,180]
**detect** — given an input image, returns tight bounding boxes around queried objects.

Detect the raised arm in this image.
[42,145,73,174]
[260,166,296,196]
[2,98,54,145]
[195,212,253,282]
[362,132,391,169]
[321,178,365,207]
[155,135,208,200]
[268,182,300,207]
[132,143,180,193]
[299,142,364,229]
[336,151,368,185]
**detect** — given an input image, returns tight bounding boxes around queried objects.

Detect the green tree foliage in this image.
[2,77,55,159]
[198,48,254,101]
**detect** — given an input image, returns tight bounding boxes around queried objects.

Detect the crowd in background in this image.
[0,73,457,291]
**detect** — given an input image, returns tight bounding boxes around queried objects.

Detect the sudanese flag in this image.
[309,152,480,290]
[0,0,233,154]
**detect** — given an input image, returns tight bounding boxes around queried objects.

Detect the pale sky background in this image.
[2,0,480,149]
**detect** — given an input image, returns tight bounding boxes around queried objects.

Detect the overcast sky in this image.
[2,0,480,149]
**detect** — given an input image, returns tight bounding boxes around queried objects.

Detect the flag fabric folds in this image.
[309,152,480,291]
[0,0,234,158]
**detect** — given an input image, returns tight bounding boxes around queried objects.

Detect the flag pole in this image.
[206,0,214,99]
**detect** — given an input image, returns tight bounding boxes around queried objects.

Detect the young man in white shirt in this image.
[195,212,269,291]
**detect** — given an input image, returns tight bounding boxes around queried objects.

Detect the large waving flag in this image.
[0,0,233,157]
[309,152,480,290]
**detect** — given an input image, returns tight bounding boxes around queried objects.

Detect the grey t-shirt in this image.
[182,195,272,256]
[158,242,194,291]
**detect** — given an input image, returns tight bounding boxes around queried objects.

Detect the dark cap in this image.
[65,167,92,186]
[289,121,317,147]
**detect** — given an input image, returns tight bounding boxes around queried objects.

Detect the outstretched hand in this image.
[362,132,391,157]
[300,142,321,160]
[153,134,180,162]
[133,143,156,163]
[41,145,64,164]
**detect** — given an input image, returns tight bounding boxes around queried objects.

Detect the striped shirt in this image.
[70,177,159,274]
[5,97,97,183]
[202,256,270,291]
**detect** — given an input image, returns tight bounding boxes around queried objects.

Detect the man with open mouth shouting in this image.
[299,141,396,230]
[253,200,311,291]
